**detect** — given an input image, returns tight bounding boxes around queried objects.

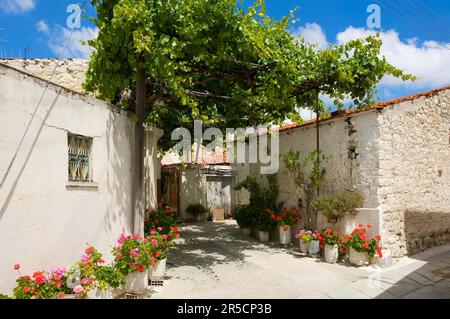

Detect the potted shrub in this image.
[295,230,314,253]
[311,191,363,224]
[256,209,276,242]
[144,207,178,235]
[112,234,154,294]
[235,205,253,235]
[317,229,340,263]
[272,208,300,245]
[148,226,180,280]
[186,203,209,222]
[345,224,382,266]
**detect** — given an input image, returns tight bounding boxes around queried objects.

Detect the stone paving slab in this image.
[151,221,450,299]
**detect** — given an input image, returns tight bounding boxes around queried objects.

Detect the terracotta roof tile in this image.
[278,84,450,133]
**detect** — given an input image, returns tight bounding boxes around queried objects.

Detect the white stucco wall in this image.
[0,64,134,294]
[378,89,450,257]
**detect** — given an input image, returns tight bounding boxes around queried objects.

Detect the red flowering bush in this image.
[271,208,301,230]
[344,224,382,258]
[112,234,155,276]
[147,227,179,265]
[12,265,71,299]
[316,229,340,248]
[144,208,178,236]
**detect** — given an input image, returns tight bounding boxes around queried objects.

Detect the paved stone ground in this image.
[150,221,450,299]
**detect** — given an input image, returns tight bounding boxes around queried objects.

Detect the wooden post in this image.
[133,65,146,235]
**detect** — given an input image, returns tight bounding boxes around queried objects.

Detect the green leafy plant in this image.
[186,203,209,221]
[12,265,71,299]
[281,150,329,228]
[294,230,317,242]
[144,207,178,234]
[272,207,301,228]
[256,208,277,232]
[311,191,364,224]
[235,205,253,228]
[316,229,340,247]
[112,234,155,276]
[343,225,382,258]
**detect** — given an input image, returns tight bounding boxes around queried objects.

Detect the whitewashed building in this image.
[0,61,161,294]
[237,86,450,258]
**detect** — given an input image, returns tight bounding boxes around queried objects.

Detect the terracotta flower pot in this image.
[148,258,167,280]
[258,231,270,243]
[324,244,339,264]
[279,226,292,245]
[125,271,148,294]
[349,247,369,266]
[299,240,310,253]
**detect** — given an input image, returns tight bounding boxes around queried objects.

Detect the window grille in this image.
[68,133,93,182]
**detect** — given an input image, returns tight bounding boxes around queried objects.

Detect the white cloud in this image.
[0,0,35,13]
[295,23,329,50]
[36,19,48,33]
[48,26,98,59]
[336,27,450,89]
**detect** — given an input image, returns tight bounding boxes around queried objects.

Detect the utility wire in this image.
[0,2,88,190]
[375,0,450,51]
[402,0,450,34]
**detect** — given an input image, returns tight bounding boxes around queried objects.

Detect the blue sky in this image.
[1,0,450,104]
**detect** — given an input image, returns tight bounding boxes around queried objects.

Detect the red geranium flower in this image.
[270,214,276,220]
[23,287,30,294]
[13,264,20,270]
[136,265,144,273]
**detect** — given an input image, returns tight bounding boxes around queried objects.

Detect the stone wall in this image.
[0,63,134,294]
[0,59,88,93]
[378,89,450,257]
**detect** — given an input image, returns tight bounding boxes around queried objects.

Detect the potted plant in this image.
[308,232,321,256]
[144,208,178,235]
[345,224,382,266]
[256,209,276,242]
[147,226,180,280]
[311,191,363,224]
[295,230,314,253]
[186,203,209,222]
[12,264,72,299]
[272,208,300,245]
[235,205,253,235]
[317,229,340,263]
[112,234,154,294]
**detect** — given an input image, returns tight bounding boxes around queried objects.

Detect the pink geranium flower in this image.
[73,285,84,294]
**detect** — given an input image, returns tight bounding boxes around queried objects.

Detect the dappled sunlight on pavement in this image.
[150,221,450,299]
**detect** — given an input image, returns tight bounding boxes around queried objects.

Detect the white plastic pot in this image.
[125,271,148,294]
[349,247,369,266]
[279,226,292,245]
[299,240,310,253]
[87,287,113,299]
[241,228,252,236]
[148,258,167,279]
[258,231,270,243]
[324,244,339,264]
[308,240,320,255]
